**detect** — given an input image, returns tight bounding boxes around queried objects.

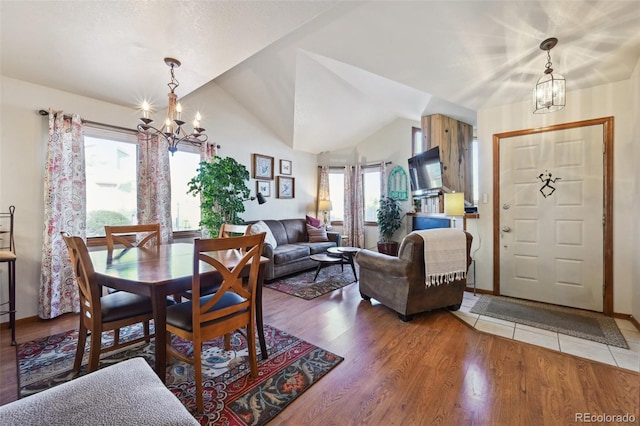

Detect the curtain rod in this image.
[321,161,392,171]
[38,109,137,134]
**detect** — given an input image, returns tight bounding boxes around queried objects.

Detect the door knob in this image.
[501,226,511,233]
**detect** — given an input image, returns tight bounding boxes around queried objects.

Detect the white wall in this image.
[631,57,640,323]
[0,76,316,321]
[477,79,636,315]
[318,118,419,250]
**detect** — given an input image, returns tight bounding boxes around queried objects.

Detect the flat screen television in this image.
[408,146,443,197]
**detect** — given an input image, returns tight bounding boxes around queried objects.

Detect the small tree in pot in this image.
[187,156,251,238]
[376,196,403,256]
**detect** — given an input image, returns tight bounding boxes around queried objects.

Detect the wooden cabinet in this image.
[421,114,473,203]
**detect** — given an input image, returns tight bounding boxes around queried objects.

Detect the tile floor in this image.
[451,291,640,372]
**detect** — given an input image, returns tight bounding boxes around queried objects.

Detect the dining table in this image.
[89,242,269,383]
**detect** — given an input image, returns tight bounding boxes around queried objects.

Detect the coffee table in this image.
[309,253,343,281]
[327,246,360,281]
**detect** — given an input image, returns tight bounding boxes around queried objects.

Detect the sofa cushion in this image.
[307,224,329,242]
[296,241,336,254]
[273,244,310,264]
[306,215,322,228]
[249,220,278,248]
[280,219,307,244]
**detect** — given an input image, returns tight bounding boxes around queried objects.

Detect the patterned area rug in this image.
[17,324,343,425]
[470,295,629,349]
[266,265,358,300]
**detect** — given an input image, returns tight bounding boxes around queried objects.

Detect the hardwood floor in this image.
[2,284,639,425]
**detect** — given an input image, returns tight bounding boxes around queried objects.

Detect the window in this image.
[327,167,381,224]
[84,126,201,238]
[362,168,381,223]
[328,171,344,222]
[412,126,423,156]
[169,151,201,231]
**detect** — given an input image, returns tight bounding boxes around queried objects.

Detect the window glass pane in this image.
[85,136,137,237]
[328,172,344,222]
[363,170,381,222]
[170,151,201,231]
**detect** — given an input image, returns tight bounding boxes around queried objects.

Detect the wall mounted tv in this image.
[408,146,443,197]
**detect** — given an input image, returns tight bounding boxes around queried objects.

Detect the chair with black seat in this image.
[180,223,254,301]
[104,223,160,251]
[0,206,17,345]
[166,232,266,413]
[62,232,162,373]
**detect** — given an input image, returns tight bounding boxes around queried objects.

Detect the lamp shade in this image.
[444,192,465,216]
[318,200,332,212]
[256,192,267,205]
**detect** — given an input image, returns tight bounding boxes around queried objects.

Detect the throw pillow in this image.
[306,215,322,228]
[249,220,278,248]
[307,224,329,242]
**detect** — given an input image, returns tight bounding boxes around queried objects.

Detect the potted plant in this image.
[376,196,403,256]
[187,156,251,237]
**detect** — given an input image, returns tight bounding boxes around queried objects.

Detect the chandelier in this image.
[533,37,565,113]
[138,57,208,154]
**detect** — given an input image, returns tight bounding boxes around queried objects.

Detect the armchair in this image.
[356,231,473,321]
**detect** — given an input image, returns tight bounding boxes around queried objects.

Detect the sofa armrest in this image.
[327,231,341,246]
[355,249,411,276]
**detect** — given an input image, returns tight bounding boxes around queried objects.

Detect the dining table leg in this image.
[151,288,168,382]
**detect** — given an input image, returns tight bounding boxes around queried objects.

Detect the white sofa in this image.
[0,357,198,425]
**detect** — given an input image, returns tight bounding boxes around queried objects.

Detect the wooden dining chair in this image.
[218,223,252,238]
[104,223,161,251]
[0,206,17,345]
[166,232,266,412]
[61,232,157,373]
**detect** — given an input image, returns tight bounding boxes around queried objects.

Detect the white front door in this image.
[499,126,603,311]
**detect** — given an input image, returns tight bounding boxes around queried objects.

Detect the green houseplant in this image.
[187,156,251,237]
[376,196,403,256]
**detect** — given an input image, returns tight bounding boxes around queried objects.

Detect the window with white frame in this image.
[328,171,344,222]
[84,126,201,237]
[327,167,381,224]
[362,168,381,223]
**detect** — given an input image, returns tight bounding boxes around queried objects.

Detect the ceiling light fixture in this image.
[533,37,565,114]
[138,57,208,154]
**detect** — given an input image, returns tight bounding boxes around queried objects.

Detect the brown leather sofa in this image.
[355,231,473,321]
[246,219,341,281]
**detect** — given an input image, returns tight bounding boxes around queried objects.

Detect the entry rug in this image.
[470,295,629,349]
[17,324,343,425]
[266,265,357,300]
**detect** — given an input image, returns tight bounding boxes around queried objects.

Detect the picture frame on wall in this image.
[277,176,295,199]
[252,154,274,180]
[280,159,292,175]
[256,180,270,197]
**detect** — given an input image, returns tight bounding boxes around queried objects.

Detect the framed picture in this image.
[256,180,270,197]
[252,154,274,180]
[280,159,292,175]
[277,176,295,199]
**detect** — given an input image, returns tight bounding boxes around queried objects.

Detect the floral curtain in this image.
[200,141,217,163]
[343,164,364,248]
[380,161,388,198]
[39,109,85,319]
[318,165,330,216]
[137,134,173,244]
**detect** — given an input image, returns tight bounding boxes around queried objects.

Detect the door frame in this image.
[492,117,614,314]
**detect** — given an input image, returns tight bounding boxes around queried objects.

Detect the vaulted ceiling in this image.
[2,1,639,154]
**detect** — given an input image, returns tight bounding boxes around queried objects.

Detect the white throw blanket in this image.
[411,229,467,287]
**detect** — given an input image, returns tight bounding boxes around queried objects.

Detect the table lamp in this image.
[318,200,332,227]
[444,192,464,228]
